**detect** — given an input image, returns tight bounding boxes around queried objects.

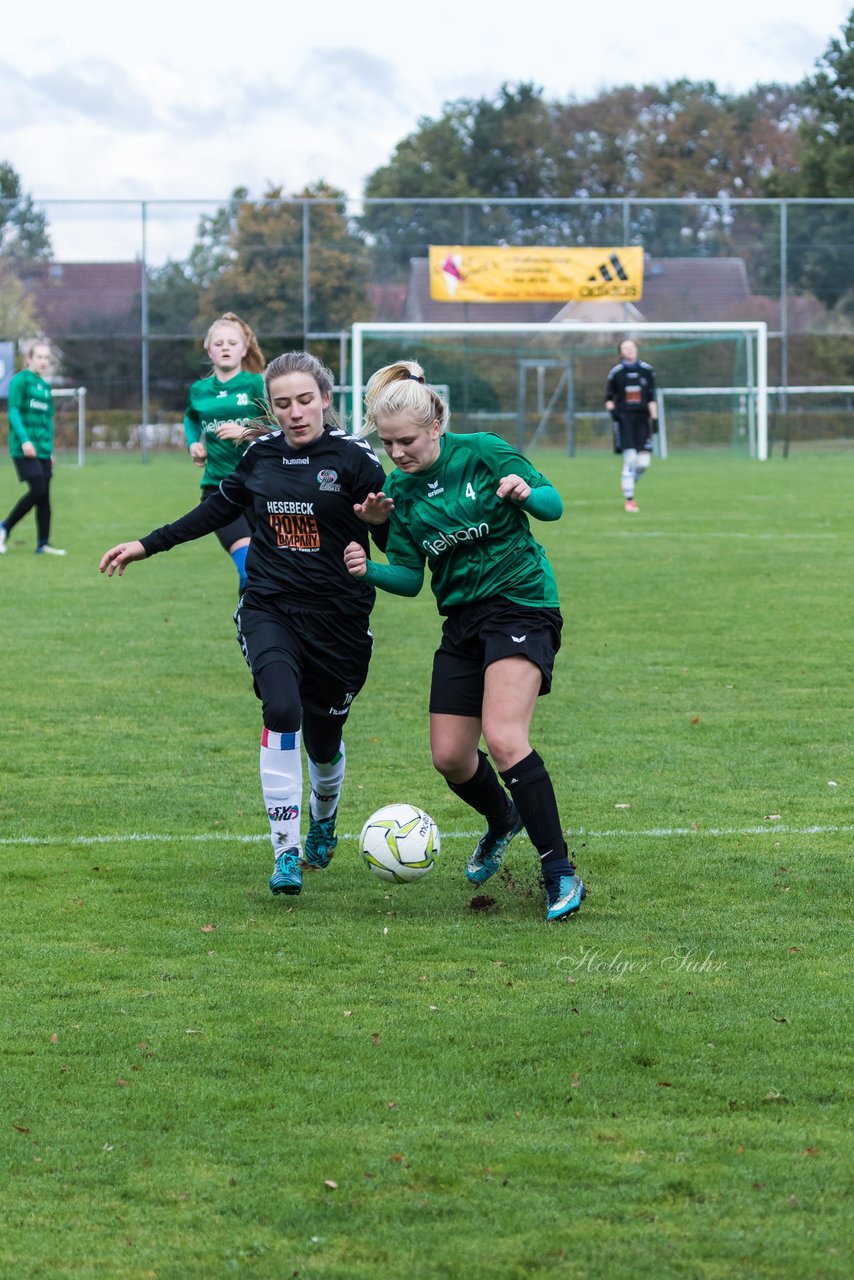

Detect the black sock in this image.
[499,750,573,880]
[446,750,514,832]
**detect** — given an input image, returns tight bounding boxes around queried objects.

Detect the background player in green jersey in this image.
[100,352,390,901]
[345,361,585,923]
[0,339,65,556]
[183,312,266,588]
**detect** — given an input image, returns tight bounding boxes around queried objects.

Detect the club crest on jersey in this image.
[317,468,341,493]
[426,479,445,498]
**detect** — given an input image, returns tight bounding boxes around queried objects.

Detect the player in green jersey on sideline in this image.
[0,339,65,555]
[344,360,585,923]
[183,312,266,589]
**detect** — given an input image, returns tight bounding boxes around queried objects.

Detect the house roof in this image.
[402,255,755,326]
[19,261,143,336]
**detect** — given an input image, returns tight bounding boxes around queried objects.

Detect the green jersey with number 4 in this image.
[183,370,267,487]
[382,432,561,612]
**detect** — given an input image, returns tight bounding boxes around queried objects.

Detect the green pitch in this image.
[0,452,849,1279]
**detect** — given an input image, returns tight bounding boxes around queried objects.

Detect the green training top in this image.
[183,370,267,487]
[369,431,563,612]
[7,368,54,458]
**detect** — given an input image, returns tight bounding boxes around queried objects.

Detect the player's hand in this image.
[354,492,394,524]
[496,473,531,503]
[99,541,147,576]
[215,422,244,441]
[188,442,207,466]
[344,541,368,577]
[22,441,36,458]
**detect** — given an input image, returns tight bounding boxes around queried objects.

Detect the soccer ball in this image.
[359,804,440,883]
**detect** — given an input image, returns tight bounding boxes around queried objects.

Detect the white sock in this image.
[260,728,303,857]
[307,742,346,819]
[621,449,638,499]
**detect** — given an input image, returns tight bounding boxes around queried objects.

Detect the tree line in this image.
[0,8,851,406]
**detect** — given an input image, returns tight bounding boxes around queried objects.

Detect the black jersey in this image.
[140,427,387,614]
[605,360,657,415]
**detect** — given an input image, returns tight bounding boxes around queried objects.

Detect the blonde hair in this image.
[204,312,265,374]
[363,360,450,437]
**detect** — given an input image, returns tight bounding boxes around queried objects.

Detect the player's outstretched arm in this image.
[353,492,394,524]
[100,541,147,576]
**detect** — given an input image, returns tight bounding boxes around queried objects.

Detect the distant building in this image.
[401,255,757,325]
[18,261,143,337]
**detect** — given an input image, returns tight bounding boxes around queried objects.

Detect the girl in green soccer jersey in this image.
[0,340,64,555]
[183,312,266,588]
[344,361,585,923]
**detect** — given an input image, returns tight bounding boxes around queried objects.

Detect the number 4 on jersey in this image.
[465,483,476,499]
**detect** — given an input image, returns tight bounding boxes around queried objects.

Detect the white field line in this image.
[1,824,852,848]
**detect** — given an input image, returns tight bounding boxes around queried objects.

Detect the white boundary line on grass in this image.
[1,824,852,848]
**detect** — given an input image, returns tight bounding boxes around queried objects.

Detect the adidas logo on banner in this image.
[588,252,629,283]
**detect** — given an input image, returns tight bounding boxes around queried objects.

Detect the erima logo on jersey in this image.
[422,522,489,557]
[426,480,445,498]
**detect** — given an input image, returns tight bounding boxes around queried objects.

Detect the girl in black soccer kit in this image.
[345,361,585,923]
[605,338,658,513]
[100,352,391,898]
[183,312,266,589]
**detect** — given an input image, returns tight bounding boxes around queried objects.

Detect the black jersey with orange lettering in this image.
[605,360,657,415]
[140,427,387,614]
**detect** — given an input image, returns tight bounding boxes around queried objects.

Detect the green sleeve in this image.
[362,561,424,597]
[520,482,563,521]
[7,405,29,447]
[183,413,201,448]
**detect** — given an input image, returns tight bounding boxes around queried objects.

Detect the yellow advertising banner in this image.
[428,245,644,302]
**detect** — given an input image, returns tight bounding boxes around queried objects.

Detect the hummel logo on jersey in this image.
[511,634,527,643]
[426,480,445,498]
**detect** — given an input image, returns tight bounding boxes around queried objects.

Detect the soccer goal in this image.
[52,386,88,466]
[350,322,768,459]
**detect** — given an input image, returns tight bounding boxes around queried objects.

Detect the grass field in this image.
[0,450,850,1279]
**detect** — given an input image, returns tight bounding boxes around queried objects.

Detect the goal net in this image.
[52,386,88,465]
[351,322,768,459]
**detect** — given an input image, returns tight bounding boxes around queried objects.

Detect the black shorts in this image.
[613,415,654,455]
[201,485,254,551]
[235,593,374,719]
[429,596,563,717]
[14,455,52,486]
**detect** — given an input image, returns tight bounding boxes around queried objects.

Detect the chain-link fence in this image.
[2,196,853,454]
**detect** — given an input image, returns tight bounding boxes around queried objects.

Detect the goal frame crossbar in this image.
[351,321,769,459]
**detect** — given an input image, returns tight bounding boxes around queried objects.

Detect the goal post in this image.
[52,386,88,466]
[351,321,768,459]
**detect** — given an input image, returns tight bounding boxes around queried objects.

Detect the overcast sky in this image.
[3,0,850,261]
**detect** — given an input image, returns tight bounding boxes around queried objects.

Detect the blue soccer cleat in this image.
[269,848,303,896]
[302,808,338,870]
[545,873,586,922]
[466,807,524,885]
